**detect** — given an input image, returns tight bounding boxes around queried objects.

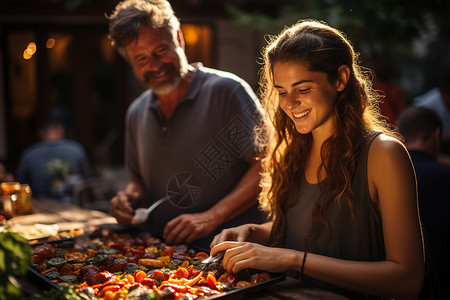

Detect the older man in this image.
[107,0,266,248]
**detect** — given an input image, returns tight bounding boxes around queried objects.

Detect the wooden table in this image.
[8,197,117,233]
[9,198,348,299]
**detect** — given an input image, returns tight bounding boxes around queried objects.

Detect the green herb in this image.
[0,230,32,300]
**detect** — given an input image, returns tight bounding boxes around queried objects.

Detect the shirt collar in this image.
[147,63,204,110]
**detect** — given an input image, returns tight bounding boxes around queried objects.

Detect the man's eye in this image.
[278,91,287,97]
[155,47,167,55]
[297,88,310,93]
[135,56,147,63]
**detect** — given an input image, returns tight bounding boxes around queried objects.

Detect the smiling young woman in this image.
[210,20,425,299]
[274,62,349,145]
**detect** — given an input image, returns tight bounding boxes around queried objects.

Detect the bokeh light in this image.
[23,41,36,59]
[46,38,55,49]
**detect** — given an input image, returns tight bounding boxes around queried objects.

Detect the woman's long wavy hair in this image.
[257,20,395,246]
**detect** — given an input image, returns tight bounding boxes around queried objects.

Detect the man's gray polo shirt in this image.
[125,65,266,247]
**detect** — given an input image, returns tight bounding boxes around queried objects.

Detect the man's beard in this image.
[143,63,181,95]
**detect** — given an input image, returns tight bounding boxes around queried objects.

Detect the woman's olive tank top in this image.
[284,132,386,299]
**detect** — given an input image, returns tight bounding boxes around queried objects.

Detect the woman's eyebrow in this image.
[274,79,312,89]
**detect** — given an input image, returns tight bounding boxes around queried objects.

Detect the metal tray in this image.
[208,273,285,299]
[27,267,63,291]
[27,227,286,299]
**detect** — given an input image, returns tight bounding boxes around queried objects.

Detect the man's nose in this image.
[145,55,163,71]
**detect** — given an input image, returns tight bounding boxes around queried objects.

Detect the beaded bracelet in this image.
[300,251,308,280]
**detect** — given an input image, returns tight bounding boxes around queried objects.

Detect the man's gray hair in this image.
[107,0,180,58]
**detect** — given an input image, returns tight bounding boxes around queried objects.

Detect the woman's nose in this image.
[284,93,300,110]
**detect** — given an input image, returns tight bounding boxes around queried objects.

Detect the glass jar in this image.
[1,181,21,196]
[0,182,20,218]
[0,195,15,219]
[18,184,33,214]
[0,182,33,215]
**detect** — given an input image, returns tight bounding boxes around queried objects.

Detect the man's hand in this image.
[163,211,220,245]
[109,182,143,224]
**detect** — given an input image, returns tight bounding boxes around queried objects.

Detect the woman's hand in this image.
[210,224,254,249]
[210,222,273,249]
[211,241,301,274]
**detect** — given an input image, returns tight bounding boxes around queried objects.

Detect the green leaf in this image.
[0,249,5,272]
[0,231,32,276]
[0,279,23,300]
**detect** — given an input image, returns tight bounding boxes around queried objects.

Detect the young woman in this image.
[210,20,424,299]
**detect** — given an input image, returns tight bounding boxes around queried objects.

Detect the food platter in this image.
[1,223,59,240]
[1,222,85,242]
[28,228,285,299]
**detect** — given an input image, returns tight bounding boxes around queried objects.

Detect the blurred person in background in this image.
[16,117,91,204]
[107,0,266,248]
[397,106,450,293]
[414,59,450,164]
[365,53,406,127]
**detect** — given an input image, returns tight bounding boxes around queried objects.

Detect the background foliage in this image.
[59,0,450,100]
[225,0,450,101]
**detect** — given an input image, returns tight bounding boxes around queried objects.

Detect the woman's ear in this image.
[336,65,350,92]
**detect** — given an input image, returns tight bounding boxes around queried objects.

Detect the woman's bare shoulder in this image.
[369,133,407,160]
[368,133,414,190]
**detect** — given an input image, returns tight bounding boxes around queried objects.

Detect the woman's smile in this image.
[293,108,312,119]
[274,61,339,135]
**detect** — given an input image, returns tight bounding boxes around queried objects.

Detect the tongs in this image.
[132,195,172,224]
[201,251,224,264]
